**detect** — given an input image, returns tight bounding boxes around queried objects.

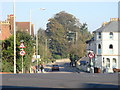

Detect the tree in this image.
[46,18,68,59]
[37,28,52,63]
[2,31,34,73]
[45,11,92,61]
[80,23,93,42]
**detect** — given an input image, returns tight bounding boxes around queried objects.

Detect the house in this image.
[0,14,34,40]
[16,22,34,36]
[86,18,120,73]
[0,21,12,40]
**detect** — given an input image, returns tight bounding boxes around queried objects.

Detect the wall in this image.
[102,32,118,55]
[0,22,11,40]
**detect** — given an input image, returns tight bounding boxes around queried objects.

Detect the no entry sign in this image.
[20,50,26,56]
[88,52,95,59]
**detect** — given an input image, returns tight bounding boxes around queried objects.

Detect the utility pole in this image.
[36,30,38,73]
[45,39,47,57]
[75,32,78,55]
[13,0,16,74]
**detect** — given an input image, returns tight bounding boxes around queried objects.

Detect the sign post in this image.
[19,42,26,73]
[88,52,95,73]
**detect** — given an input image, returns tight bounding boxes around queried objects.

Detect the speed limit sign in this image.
[20,50,26,56]
[88,52,95,59]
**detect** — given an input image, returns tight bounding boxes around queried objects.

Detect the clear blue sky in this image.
[1,1,118,33]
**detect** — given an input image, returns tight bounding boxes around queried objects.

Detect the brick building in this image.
[0,21,11,40]
[16,22,34,36]
[0,14,34,40]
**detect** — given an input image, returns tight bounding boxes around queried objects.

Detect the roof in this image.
[93,21,120,33]
[16,22,30,30]
[16,22,34,36]
[86,37,94,44]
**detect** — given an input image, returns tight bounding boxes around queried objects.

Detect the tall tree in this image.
[45,11,92,61]
[46,18,68,59]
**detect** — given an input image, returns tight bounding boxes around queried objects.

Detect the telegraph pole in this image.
[45,39,47,57]
[36,30,38,73]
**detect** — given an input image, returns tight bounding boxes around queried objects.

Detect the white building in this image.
[86,18,120,73]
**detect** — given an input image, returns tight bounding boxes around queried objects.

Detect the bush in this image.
[2,60,13,72]
[52,55,61,59]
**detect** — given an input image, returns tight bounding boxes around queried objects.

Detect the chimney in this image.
[110,18,120,22]
[102,22,108,27]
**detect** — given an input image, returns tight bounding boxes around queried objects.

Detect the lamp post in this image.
[36,29,38,73]
[30,8,45,36]
[30,8,45,73]
[13,0,16,74]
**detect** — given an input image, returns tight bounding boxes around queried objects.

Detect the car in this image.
[52,64,59,71]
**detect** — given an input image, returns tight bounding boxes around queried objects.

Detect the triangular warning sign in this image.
[19,43,26,48]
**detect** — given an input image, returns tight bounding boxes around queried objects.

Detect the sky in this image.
[0,0,118,34]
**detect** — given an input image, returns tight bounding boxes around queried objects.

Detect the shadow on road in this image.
[82,83,120,89]
[1,86,69,90]
[1,84,119,90]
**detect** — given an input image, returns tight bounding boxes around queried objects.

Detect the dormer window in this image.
[109,32,113,39]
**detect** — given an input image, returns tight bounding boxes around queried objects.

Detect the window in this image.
[109,44,113,54]
[112,58,116,68]
[109,32,113,39]
[106,58,110,68]
[103,57,105,66]
[98,44,101,54]
[98,32,101,39]
[109,44,113,49]
[98,44,101,49]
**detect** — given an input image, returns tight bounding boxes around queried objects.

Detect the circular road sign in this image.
[88,52,94,59]
[20,50,26,56]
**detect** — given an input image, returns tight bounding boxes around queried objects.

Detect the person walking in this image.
[40,64,44,73]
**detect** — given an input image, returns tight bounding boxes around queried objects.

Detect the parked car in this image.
[113,68,120,73]
[52,64,59,71]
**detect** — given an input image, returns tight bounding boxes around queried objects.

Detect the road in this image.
[0,59,120,89]
[44,59,80,73]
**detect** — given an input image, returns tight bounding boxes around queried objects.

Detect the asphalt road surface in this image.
[1,73,120,89]
[0,60,120,89]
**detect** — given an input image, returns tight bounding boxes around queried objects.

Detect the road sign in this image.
[88,52,95,59]
[19,43,26,48]
[20,50,26,56]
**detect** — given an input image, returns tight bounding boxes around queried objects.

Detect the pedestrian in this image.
[35,65,38,73]
[40,64,44,73]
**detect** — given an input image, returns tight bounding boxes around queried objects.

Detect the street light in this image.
[30,8,45,73]
[30,8,46,36]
